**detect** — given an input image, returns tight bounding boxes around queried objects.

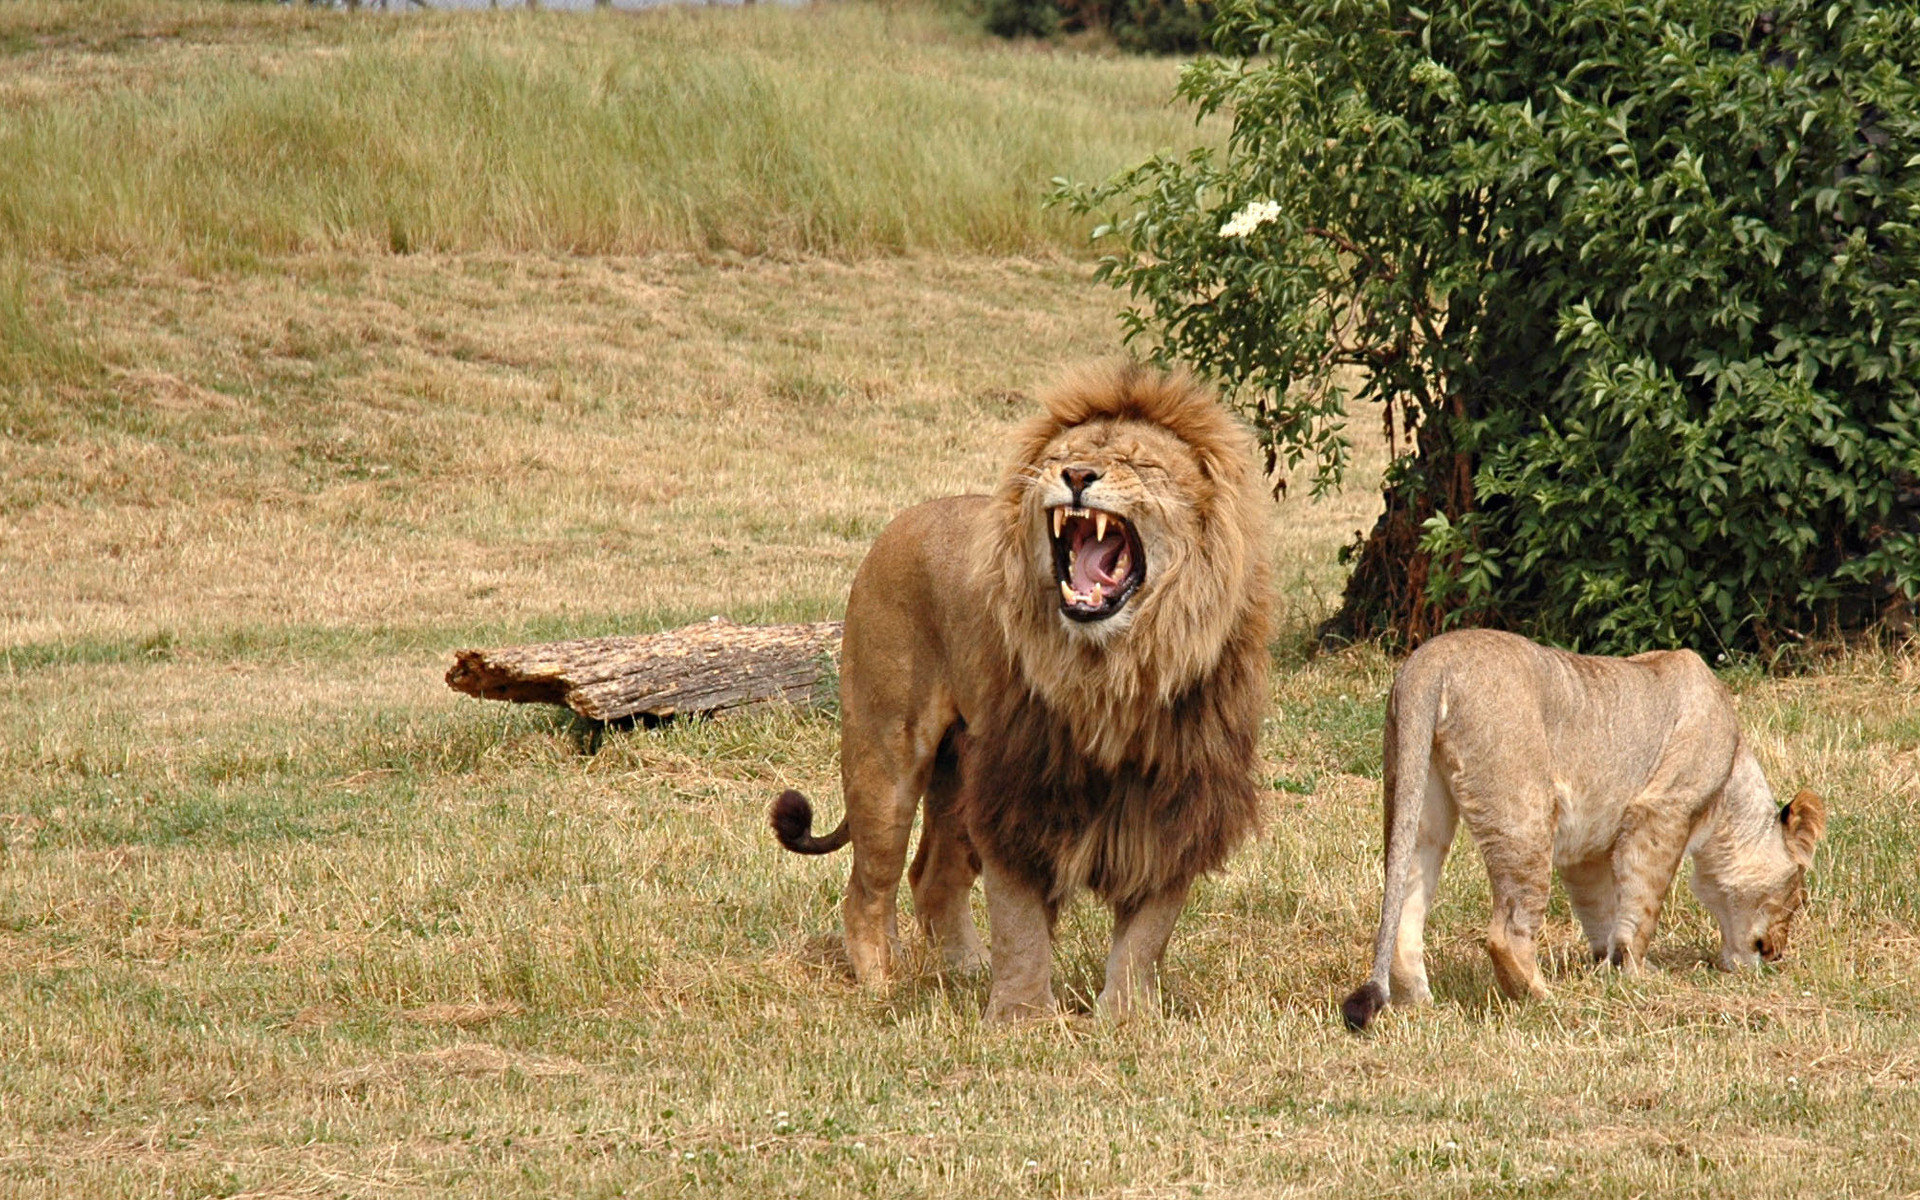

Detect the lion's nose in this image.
[1062,466,1101,499]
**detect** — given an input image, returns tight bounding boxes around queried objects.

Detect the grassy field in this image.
[0,0,1210,260]
[4,3,1920,1197]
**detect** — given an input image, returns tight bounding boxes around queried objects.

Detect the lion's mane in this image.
[963,362,1273,909]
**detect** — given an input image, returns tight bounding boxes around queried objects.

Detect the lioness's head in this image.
[1691,778,1827,972]
[979,362,1270,725]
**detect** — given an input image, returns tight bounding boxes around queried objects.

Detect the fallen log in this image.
[445,617,843,723]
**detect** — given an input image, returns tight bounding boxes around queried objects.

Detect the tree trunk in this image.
[445,617,842,724]
[1319,399,1476,649]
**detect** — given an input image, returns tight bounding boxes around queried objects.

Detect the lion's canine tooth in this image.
[1095,512,1108,542]
[1061,580,1075,605]
[1052,508,1065,538]
[1090,583,1104,606]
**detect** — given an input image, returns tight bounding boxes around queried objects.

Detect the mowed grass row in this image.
[0,0,1212,262]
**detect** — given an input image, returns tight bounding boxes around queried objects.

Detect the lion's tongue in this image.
[1072,527,1125,590]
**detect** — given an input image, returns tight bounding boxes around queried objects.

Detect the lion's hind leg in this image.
[840,725,941,988]
[908,734,985,973]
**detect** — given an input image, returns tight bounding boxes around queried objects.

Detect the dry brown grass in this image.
[3,253,1145,645]
[3,5,1919,1198]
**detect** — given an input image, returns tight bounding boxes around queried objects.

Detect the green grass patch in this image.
[0,2,1212,263]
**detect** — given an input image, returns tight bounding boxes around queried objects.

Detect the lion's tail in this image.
[770,789,851,855]
[1342,662,1444,1033]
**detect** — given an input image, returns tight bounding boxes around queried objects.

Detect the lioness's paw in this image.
[1386,982,1432,1007]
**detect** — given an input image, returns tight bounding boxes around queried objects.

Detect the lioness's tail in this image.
[1342,665,1444,1032]
[770,789,851,855]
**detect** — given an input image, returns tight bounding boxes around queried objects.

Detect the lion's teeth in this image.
[1095,512,1108,542]
[1090,583,1104,606]
[1061,580,1075,605]
[1051,508,1064,538]
[1115,548,1130,578]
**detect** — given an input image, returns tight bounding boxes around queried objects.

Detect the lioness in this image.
[771,363,1272,1021]
[1343,629,1826,1031]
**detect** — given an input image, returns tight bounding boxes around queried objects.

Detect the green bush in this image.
[981,0,1217,55]
[1060,0,1920,654]
[981,0,1063,40]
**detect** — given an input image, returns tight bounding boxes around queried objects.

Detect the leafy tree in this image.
[1059,0,1920,654]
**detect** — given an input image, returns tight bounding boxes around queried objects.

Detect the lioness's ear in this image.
[1780,789,1828,867]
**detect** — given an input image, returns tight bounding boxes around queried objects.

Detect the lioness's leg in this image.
[1098,881,1192,1021]
[981,856,1057,1021]
[908,747,985,972]
[1485,889,1553,1001]
[1390,769,1458,1006]
[1473,791,1554,1002]
[1606,804,1693,970]
[1560,856,1617,962]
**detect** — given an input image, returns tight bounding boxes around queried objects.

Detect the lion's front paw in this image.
[945,951,989,977]
[939,936,989,976]
[1095,980,1163,1023]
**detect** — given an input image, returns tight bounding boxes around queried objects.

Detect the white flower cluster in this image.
[1218,199,1282,239]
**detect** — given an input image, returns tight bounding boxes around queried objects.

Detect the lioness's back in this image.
[1396,630,1728,762]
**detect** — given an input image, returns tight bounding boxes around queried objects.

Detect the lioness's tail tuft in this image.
[770,789,851,855]
[1341,981,1389,1033]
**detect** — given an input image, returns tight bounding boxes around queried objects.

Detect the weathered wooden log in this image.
[445,617,842,723]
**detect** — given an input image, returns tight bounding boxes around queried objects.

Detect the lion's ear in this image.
[1779,789,1827,867]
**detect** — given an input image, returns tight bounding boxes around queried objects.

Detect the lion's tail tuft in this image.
[1341,980,1389,1032]
[770,789,851,855]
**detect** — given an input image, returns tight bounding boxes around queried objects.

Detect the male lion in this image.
[1342,629,1827,1031]
[771,363,1272,1021]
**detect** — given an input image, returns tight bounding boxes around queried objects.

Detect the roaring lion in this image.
[1343,629,1827,1031]
[771,362,1272,1021]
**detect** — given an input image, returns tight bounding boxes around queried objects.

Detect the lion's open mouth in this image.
[1048,505,1145,622]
